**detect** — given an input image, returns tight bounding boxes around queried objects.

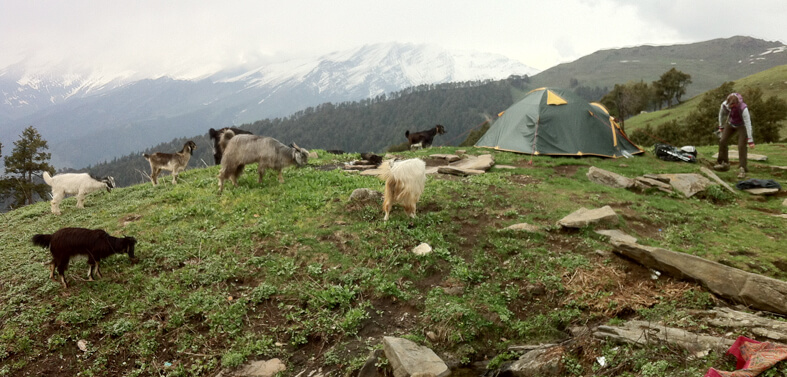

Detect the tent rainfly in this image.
[475,87,644,158]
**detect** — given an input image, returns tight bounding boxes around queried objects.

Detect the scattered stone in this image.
[308,151,319,159]
[437,166,485,176]
[713,150,768,161]
[383,336,450,377]
[425,167,440,175]
[586,166,634,189]
[429,154,461,162]
[782,198,787,207]
[412,243,433,256]
[652,173,713,198]
[349,188,382,202]
[234,359,286,377]
[611,239,787,316]
[699,167,737,194]
[77,339,88,352]
[595,229,637,244]
[426,331,438,342]
[495,165,517,169]
[633,177,673,193]
[703,307,787,343]
[557,206,619,228]
[594,320,733,354]
[743,188,780,196]
[505,223,543,233]
[499,346,565,377]
[595,249,612,258]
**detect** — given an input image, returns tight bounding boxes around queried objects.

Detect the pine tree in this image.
[3,126,54,208]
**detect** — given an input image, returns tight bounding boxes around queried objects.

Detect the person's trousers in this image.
[718,125,748,171]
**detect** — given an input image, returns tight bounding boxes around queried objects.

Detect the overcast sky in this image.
[1,0,785,78]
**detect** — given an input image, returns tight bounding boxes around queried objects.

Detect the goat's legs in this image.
[151,167,160,185]
[171,168,180,184]
[276,170,284,183]
[95,261,102,279]
[76,191,86,208]
[51,191,64,215]
[48,261,55,279]
[403,203,417,218]
[257,167,267,183]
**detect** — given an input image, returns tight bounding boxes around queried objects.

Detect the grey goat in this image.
[217,132,309,194]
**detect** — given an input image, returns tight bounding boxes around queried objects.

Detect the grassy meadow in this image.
[1,144,786,376]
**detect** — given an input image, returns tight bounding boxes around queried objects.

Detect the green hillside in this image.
[623,64,787,135]
[2,145,787,376]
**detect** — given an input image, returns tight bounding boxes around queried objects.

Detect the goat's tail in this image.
[42,171,53,186]
[31,234,52,248]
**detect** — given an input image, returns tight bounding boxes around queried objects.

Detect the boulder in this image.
[383,337,450,377]
[557,206,619,228]
[611,240,787,316]
[586,166,635,189]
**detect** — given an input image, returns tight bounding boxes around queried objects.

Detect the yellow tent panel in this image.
[546,90,568,105]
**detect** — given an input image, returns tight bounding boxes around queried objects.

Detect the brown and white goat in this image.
[31,227,137,288]
[378,158,426,221]
[43,172,115,215]
[142,140,197,185]
[405,125,446,150]
[209,127,252,165]
[217,132,309,194]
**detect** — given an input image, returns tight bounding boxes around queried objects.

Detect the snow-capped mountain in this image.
[0,42,538,168]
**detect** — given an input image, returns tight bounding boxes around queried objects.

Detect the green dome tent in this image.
[475,87,644,158]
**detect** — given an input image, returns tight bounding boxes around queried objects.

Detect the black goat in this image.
[209,127,252,165]
[31,227,137,288]
[405,125,446,150]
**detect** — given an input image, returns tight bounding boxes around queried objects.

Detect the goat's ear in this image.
[291,143,299,150]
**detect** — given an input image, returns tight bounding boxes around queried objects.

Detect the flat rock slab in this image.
[505,223,544,233]
[700,167,737,194]
[437,166,485,176]
[595,229,637,244]
[586,166,634,189]
[383,336,450,377]
[611,240,787,316]
[595,320,734,354]
[712,150,768,161]
[449,154,494,171]
[233,359,286,377]
[558,206,619,228]
[743,188,780,195]
[651,173,713,198]
[429,154,461,162]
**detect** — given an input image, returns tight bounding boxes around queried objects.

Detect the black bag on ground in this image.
[654,143,696,163]
[735,179,782,190]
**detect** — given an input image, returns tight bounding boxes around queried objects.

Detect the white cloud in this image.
[1,0,784,77]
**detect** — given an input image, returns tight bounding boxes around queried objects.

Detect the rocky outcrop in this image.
[586,166,634,189]
[611,240,787,316]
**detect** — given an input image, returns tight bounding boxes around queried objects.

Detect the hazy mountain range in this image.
[0,42,539,169]
[2,36,786,170]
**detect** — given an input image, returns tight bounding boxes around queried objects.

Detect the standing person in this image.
[714,93,755,178]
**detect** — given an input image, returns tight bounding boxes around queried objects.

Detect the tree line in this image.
[3,68,785,211]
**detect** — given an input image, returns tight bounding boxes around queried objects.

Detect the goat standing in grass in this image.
[217,132,309,194]
[142,140,197,185]
[405,124,446,150]
[209,127,252,165]
[378,158,426,221]
[43,172,115,215]
[31,227,137,288]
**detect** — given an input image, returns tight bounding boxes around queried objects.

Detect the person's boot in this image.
[737,167,746,179]
[713,162,730,171]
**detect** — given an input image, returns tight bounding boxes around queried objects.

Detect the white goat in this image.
[142,140,197,185]
[217,133,309,194]
[43,172,116,215]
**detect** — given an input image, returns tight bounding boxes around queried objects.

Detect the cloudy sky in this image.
[1,0,785,78]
